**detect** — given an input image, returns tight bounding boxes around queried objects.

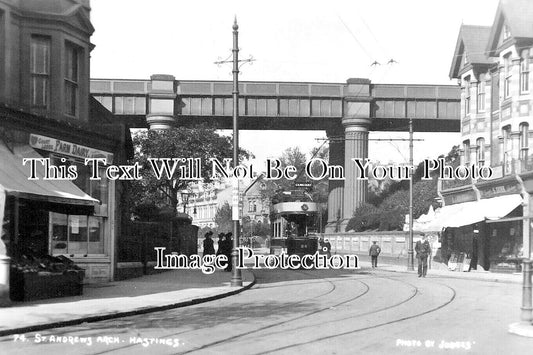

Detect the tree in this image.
[214,202,233,233]
[128,126,250,219]
[345,143,461,232]
[345,203,381,232]
[260,145,330,205]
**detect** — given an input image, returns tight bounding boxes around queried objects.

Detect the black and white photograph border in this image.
[0,0,533,354]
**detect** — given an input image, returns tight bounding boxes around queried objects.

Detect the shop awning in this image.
[0,141,98,207]
[416,194,523,231]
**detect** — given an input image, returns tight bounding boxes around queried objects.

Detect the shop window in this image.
[520,49,530,94]
[504,54,512,99]
[64,42,79,116]
[477,75,485,112]
[30,36,51,109]
[476,138,485,165]
[520,122,529,162]
[51,156,109,215]
[51,213,105,255]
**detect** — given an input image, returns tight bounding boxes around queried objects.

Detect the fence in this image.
[322,231,409,257]
[116,221,198,280]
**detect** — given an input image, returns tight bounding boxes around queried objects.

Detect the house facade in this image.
[0,0,131,303]
[442,0,533,272]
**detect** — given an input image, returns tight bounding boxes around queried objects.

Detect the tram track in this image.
[250,273,420,339]
[173,273,455,354]
[1,270,458,355]
[173,269,371,355]
[85,269,346,355]
[253,280,457,355]
[178,273,420,354]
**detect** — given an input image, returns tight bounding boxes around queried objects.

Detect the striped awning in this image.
[0,141,98,207]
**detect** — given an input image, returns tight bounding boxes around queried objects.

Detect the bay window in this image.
[520,49,530,94]
[504,54,512,99]
[65,42,79,116]
[30,36,50,109]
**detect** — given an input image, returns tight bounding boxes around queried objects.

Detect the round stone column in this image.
[325,127,344,232]
[341,78,372,228]
[342,118,371,221]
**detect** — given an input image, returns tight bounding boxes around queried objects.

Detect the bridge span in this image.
[91,75,461,231]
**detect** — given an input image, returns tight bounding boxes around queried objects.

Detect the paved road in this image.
[0,268,531,354]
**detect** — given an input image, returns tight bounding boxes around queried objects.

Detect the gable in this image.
[63,5,95,35]
[487,0,533,56]
[489,13,511,56]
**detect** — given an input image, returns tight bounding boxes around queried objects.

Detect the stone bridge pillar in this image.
[325,127,344,233]
[340,78,372,230]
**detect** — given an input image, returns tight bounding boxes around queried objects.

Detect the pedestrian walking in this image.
[319,237,332,258]
[369,241,381,268]
[415,233,431,277]
[203,231,215,256]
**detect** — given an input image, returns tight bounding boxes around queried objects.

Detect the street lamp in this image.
[230,18,243,287]
[180,190,192,214]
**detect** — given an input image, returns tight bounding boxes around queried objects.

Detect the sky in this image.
[89,0,500,166]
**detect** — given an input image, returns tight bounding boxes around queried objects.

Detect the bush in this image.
[346,203,381,232]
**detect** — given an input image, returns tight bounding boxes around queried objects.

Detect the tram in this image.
[270,190,319,257]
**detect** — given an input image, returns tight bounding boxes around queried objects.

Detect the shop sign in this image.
[478,183,520,199]
[29,134,114,164]
[442,190,477,206]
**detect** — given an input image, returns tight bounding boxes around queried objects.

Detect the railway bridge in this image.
[90,75,460,231]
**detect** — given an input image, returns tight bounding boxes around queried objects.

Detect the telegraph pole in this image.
[230,18,242,287]
[214,18,254,287]
[408,118,415,270]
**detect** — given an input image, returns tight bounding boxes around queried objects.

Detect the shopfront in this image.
[28,133,116,281]
[428,186,524,273]
[0,125,125,302]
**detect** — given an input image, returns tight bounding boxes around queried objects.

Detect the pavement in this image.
[356,254,523,284]
[0,250,530,338]
[356,254,533,338]
[0,268,255,337]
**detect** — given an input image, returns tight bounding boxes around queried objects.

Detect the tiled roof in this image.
[461,26,493,64]
[449,25,493,79]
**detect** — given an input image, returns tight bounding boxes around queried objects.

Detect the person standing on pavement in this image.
[203,231,215,256]
[223,233,233,272]
[216,233,225,255]
[415,233,431,277]
[369,241,381,268]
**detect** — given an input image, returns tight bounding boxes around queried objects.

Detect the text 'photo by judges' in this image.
[0,0,533,354]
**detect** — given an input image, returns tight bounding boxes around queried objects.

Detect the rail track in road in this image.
[176,270,456,354]
[0,269,458,355]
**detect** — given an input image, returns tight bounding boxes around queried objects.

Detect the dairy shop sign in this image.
[29,134,114,164]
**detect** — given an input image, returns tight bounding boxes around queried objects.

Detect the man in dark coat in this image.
[415,233,431,277]
[369,241,381,268]
[216,233,225,255]
[223,233,233,271]
[203,231,215,256]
